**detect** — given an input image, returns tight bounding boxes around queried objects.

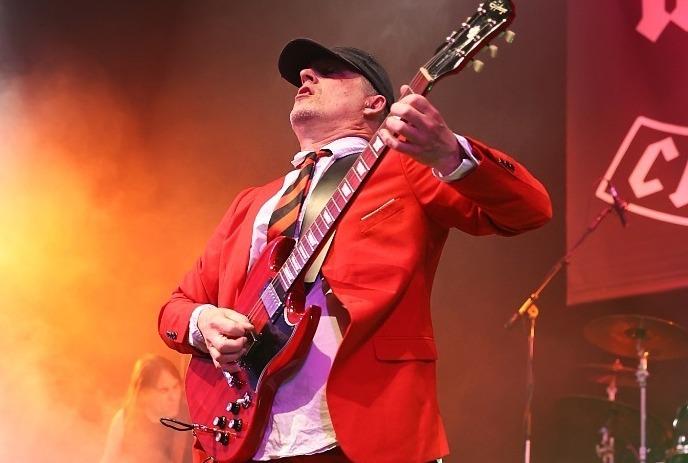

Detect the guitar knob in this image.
[236,392,252,408]
[471,60,485,73]
[229,419,243,432]
[223,370,245,388]
[488,45,499,58]
[213,416,228,428]
[215,432,230,446]
[226,401,241,415]
[504,30,516,43]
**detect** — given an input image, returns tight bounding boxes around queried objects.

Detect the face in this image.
[140,369,181,418]
[290,58,372,128]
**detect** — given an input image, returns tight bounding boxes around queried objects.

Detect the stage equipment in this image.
[504,179,629,463]
[555,395,669,463]
[579,359,637,401]
[666,402,688,463]
[584,315,688,463]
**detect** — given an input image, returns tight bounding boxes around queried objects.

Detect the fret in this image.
[283,263,294,281]
[358,156,369,171]
[301,236,314,255]
[312,218,323,236]
[292,250,303,268]
[326,202,339,219]
[298,243,308,262]
[362,149,377,166]
[277,271,288,290]
[334,193,346,211]
[316,217,327,237]
[346,172,361,188]
[287,256,297,275]
[351,166,362,182]
[330,197,342,213]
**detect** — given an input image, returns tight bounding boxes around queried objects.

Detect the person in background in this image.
[100,353,191,463]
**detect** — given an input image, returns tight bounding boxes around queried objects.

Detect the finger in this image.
[224,362,243,373]
[216,349,247,365]
[384,116,426,145]
[389,102,429,131]
[222,310,254,331]
[209,317,251,338]
[208,345,223,369]
[214,336,248,355]
[207,343,246,372]
[379,128,423,156]
[398,84,417,101]
[397,89,435,113]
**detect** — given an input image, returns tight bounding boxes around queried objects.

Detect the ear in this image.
[362,94,387,121]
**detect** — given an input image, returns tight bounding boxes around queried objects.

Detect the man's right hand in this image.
[197,307,254,372]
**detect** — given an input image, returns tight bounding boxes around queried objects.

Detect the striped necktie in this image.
[266,149,331,242]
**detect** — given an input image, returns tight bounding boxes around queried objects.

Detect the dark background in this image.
[0,1,686,461]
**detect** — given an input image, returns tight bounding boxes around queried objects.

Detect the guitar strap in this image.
[300,152,361,283]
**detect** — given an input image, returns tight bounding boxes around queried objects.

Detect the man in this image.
[159,38,552,463]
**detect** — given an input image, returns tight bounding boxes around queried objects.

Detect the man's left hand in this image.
[378,84,462,175]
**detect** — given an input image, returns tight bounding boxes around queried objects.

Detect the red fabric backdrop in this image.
[567,0,688,304]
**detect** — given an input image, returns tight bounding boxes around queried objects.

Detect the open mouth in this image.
[295,85,313,99]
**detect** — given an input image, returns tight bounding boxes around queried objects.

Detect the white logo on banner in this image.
[596,116,688,226]
[636,0,688,42]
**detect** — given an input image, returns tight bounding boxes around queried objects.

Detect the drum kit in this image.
[555,314,688,463]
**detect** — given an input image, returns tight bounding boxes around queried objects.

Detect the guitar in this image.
[185,2,516,461]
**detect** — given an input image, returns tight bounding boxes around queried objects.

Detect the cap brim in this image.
[278,38,359,87]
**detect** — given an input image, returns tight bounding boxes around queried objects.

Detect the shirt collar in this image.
[290,136,369,168]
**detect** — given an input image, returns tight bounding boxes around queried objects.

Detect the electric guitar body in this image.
[186,236,321,463]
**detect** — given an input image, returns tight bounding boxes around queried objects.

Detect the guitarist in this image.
[159,38,552,463]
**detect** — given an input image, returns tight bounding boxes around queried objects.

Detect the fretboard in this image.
[267,69,435,299]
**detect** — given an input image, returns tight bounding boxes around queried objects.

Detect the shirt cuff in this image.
[432,134,480,182]
[188,304,215,352]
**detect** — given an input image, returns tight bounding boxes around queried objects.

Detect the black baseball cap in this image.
[278,38,395,112]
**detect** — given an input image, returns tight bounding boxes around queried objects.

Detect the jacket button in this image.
[499,159,514,172]
[166,330,178,340]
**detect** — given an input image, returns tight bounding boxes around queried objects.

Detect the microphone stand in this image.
[504,203,620,463]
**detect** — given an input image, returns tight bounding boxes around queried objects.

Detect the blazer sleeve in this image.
[400,136,553,235]
[158,187,256,354]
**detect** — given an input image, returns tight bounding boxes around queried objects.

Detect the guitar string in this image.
[244,70,428,325]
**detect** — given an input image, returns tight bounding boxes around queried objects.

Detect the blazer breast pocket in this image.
[359,197,404,235]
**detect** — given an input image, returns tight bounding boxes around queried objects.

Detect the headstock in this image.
[422,1,516,84]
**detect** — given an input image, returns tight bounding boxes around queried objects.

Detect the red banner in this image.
[566,0,688,304]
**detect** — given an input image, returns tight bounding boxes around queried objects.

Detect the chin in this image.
[290,108,320,125]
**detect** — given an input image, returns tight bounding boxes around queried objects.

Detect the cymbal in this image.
[554,395,670,463]
[584,314,688,360]
[579,361,638,388]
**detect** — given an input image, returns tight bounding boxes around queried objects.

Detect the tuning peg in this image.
[503,30,516,43]
[471,60,485,73]
[487,45,499,58]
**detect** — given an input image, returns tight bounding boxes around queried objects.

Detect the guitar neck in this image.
[260,0,516,308]
[266,71,434,297]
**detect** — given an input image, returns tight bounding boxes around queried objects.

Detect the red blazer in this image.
[158,138,552,463]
